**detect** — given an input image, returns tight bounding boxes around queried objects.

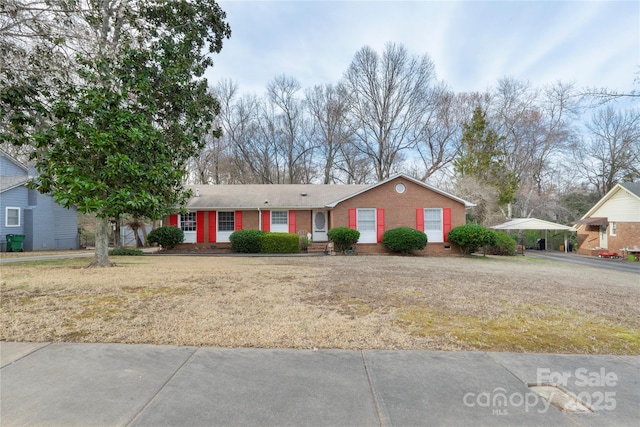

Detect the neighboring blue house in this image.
[0,150,79,251]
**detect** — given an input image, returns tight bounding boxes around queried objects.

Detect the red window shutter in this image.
[262,210,270,232]
[376,209,385,243]
[196,211,205,243]
[288,210,296,234]
[348,208,357,230]
[169,214,178,227]
[208,211,216,242]
[416,208,424,232]
[235,211,243,231]
[443,208,452,242]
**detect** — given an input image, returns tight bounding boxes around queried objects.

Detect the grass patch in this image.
[3,258,90,267]
[396,304,640,354]
[1,256,638,354]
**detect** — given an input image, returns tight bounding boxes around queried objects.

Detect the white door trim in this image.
[312,210,328,242]
[600,225,608,249]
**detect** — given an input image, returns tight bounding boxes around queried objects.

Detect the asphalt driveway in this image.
[524,251,640,275]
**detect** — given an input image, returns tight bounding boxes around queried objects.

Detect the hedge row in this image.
[447,224,515,256]
[153,223,515,256]
[229,230,300,254]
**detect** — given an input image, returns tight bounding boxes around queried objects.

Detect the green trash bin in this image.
[6,234,25,252]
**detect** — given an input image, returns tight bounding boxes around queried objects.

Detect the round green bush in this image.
[229,229,265,253]
[327,227,360,253]
[485,232,517,256]
[147,226,184,250]
[447,224,498,256]
[382,227,427,254]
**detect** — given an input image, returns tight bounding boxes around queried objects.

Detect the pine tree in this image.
[454,107,518,205]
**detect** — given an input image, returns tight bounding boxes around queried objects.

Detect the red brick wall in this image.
[577,222,640,255]
[161,178,468,256]
[242,210,260,231]
[615,222,640,250]
[330,177,465,256]
[295,210,312,235]
[165,209,314,245]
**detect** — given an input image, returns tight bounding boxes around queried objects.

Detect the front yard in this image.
[1,255,638,354]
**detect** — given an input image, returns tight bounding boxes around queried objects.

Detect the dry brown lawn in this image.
[1,255,639,354]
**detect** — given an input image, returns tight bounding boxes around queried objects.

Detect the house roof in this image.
[574,217,608,226]
[579,182,640,220]
[491,217,575,231]
[0,149,29,174]
[1,149,30,193]
[0,176,29,194]
[619,182,640,198]
[185,183,370,210]
[185,174,475,210]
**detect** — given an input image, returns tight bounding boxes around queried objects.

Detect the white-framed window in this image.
[357,208,376,243]
[271,210,288,232]
[610,222,617,236]
[217,211,235,242]
[5,207,20,227]
[179,212,196,231]
[424,208,443,243]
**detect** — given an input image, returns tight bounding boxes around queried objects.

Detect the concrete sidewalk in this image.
[1,342,638,426]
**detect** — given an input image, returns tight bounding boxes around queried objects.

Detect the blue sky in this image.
[206,1,639,96]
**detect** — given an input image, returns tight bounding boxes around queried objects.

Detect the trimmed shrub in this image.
[382,227,427,254]
[327,227,360,253]
[261,232,300,254]
[147,226,184,250]
[230,229,265,253]
[447,224,498,256]
[485,232,517,256]
[108,248,144,256]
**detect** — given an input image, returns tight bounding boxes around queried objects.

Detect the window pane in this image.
[272,211,288,225]
[6,208,19,226]
[180,212,196,231]
[218,211,235,231]
[424,209,441,230]
[358,209,376,231]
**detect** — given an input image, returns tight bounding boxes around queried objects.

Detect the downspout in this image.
[258,207,261,231]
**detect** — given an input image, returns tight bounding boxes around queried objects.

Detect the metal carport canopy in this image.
[490,218,575,252]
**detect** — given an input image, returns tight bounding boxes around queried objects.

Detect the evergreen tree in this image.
[1,0,231,266]
[454,107,518,206]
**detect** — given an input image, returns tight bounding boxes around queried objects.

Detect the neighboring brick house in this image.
[163,174,474,255]
[575,182,640,256]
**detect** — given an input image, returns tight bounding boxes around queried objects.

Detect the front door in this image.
[600,225,608,249]
[312,210,328,242]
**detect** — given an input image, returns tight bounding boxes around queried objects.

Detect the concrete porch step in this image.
[307,242,329,253]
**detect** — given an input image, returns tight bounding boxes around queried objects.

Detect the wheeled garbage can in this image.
[6,234,25,252]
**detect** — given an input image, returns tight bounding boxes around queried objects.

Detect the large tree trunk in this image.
[88,216,114,267]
